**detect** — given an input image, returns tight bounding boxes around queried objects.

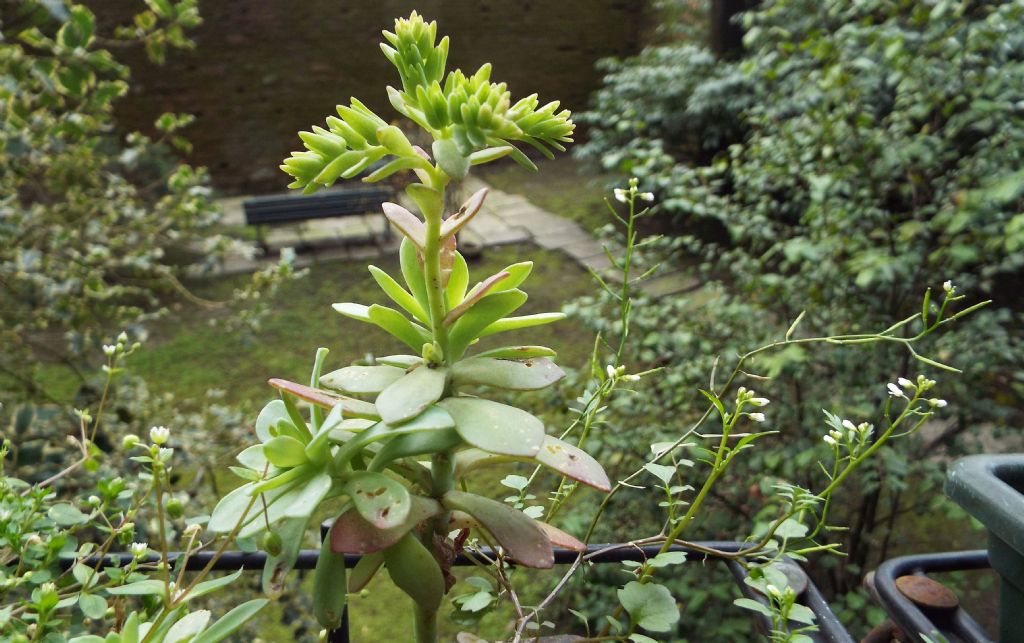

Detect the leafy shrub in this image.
[575,0,1024,634]
[0,0,295,417]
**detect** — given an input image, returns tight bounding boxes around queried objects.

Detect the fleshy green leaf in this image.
[442,490,553,568]
[472,345,557,360]
[384,533,446,611]
[320,365,405,395]
[331,495,441,554]
[255,400,290,443]
[382,202,426,247]
[443,271,511,326]
[535,435,611,491]
[448,290,529,359]
[375,366,447,425]
[478,312,565,338]
[451,357,565,391]
[344,471,411,529]
[368,304,431,351]
[399,238,431,315]
[433,137,470,180]
[262,436,308,468]
[348,551,385,592]
[377,354,423,368]
[446,252,469,307]
[439,397,544,457]
[440,188,489,238]
[369,266,429,323]
[535,521,586,552]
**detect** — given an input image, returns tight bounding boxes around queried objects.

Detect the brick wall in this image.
[90,0,646,194]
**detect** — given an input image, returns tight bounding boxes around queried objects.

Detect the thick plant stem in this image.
[414,604,439,643]
[413,175,455,643]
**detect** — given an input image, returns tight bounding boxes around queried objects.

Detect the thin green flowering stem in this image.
[152,465,174,608]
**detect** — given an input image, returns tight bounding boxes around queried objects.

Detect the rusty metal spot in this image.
[895,575,959,610]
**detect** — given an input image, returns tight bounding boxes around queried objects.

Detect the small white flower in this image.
[639,192,655,202]
[897,377,914,389]
[149,426,170,445]
[613,188,628,203]
[103,344,116,357]
[928,398,948,408]
[750,397,770,407]
[887,383,905,398]
[117,331,129,343]
[606,365,617,379]
[130,542,148,558]
[841,419,856,432]
[829,429,843,440]
[823,435,836,446]
[765,584,782,598]
[623,373,641,382]
[943,280,954,293]
[748,412,766,423]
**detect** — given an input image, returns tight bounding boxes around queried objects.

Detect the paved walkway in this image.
[213,176,697,297]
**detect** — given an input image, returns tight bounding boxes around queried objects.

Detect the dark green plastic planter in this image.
[946,454,1024,642]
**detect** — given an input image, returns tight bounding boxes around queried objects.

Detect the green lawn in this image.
[478,157,619,235]
[78,244,597,410]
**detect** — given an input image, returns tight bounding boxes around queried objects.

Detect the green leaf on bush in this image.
[106,579,167,596]
[733,597,772,618]
[165,610,211,643]
[617,581,680,633]
[643,463,676,484]
[48,503,89,526]
[78,593,106,619]
[192,599,269,643]
[186,570,244,602]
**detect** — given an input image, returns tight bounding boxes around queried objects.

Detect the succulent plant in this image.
[210,13,606,641]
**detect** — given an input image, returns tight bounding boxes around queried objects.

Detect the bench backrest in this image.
[243,186,392,225]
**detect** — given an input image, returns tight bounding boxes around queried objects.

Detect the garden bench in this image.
[243,185,393,251]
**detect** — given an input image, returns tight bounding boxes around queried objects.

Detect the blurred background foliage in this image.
[2,0,1023,640]
[571,0,1024,638]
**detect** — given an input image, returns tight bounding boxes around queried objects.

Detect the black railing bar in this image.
[724,558,856,643]
[873,550,992,643]
[69,541,747,572]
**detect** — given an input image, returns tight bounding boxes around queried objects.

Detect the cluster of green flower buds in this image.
[280,11,575,194]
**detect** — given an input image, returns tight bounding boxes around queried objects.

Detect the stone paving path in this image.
[213,177,697,297]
